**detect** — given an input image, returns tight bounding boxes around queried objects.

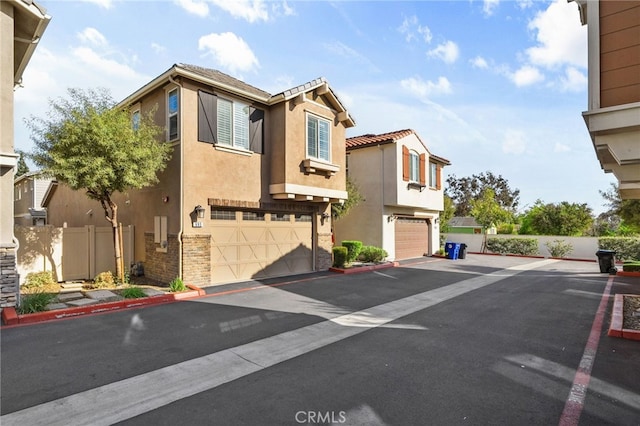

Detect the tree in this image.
[332,176,364,220]
[470,189,512,252]
[520,200,593,236]
[600,183,640,234]
[28,88,172,281]
[439,195,456,233]
[15,150,29,177]
[446,171,520,217]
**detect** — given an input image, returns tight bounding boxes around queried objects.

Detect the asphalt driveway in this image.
[1,255,639,425]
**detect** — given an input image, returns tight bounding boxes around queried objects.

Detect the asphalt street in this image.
[1,254,639,425]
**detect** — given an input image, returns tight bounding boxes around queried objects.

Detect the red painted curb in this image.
[617,271,640,277]
[608,293,640,341]
[329,262,399,274]
[1,285,205,327]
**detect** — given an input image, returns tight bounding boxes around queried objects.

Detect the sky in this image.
[14,0,618,215]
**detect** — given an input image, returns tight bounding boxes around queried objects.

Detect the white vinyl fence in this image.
[15,225,134,283]
[443,233,600,261]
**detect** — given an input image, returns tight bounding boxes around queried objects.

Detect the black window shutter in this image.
[249,107,264,154]
[198,90,217,144]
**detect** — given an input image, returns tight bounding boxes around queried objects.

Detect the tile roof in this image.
[278,77,327,98]
[177,63,272,100]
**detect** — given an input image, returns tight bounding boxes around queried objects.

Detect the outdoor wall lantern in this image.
[194,205,206,219]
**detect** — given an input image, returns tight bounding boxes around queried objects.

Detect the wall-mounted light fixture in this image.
[387,215,397,223]
[194,205,206,219]
[321,212,330,220]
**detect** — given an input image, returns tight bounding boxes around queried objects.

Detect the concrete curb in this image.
[1,284,205,327]
[608,293,640,341]
[329,261,399,274]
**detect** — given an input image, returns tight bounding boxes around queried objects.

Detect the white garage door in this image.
[395,217,429,260]
[210,211,313,283]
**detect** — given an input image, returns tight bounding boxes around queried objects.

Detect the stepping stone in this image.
[45,303,69,311]
[142,288,165,297]
[86,290,118,301]
[67,298,99,307]
[57,292,84,302]
[61,282,84,289]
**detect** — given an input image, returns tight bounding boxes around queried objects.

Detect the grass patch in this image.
[169,277,186,292]
[120,286,147,299]
[18,291,56,314]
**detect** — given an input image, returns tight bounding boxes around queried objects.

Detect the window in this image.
[307,114,330,162]
[409,151,419,183]
[429,163,437,187]
[295,214,312,222]
[217,98,249,149]
[271,213,290,222]
[168,88,179,141]
[197,91,264,153]
[132,110,140,131]
[211,209,236,220]
[242,211,265,221]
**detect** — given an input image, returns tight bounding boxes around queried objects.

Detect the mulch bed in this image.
[623,295,640,331]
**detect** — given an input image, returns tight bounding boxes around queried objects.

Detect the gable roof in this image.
[346,129,451,165]
[118,64,355,126]
[448,216,481,227]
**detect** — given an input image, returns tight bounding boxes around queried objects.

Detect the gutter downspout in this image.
[169,75,184,280]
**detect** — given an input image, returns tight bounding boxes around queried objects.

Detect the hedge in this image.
[598,237,640,261]
[332,246,348,268]
[341,240,363,264]
[486,237,539,256]
[358,246,388,263]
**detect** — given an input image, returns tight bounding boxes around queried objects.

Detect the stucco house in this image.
[447,217,496,235]
[14,171,51,226]
[570,0,640,199]
[1,0,50,308]
[44,63,355,286]
[333,129,450,260]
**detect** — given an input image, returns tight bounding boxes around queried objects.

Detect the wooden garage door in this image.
[210,211,313,283]
[395,217,429,260]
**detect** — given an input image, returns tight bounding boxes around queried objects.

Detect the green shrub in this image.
[487,237,539,256]
[332,246,348,268]
[23,271,55,289]
[358,246,388,263]
[598,237,640,262]
[623,261,640,272]
[341,240,363,263]
[91,271,116,289]
[497,224,515,234]
[545,239,574,258]
[169,277,187,292]
[18,291,55,314]
[121,286,146,299]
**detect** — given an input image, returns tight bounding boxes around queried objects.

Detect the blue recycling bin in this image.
[445,242,460,260]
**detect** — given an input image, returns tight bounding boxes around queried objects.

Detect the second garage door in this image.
[394,217,429,260]
[210,211,313,284]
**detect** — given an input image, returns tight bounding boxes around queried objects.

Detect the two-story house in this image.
[14,171,51,226]
[333,129,450,260]
[571,0,640,199]
[44,63,355,286]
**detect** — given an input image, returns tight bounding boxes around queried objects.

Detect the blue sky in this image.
[14,0,616,214]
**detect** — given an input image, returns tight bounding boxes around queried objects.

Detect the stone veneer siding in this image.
[144,233,179,284]
[182,234,211,286]
[316,232,333,271]
[1,247,19,309]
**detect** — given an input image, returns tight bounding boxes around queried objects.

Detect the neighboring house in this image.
[333,129,450,260]
[571,0,640,199]
[44,63,355,286]
[14,171,51,226]
[0,0,50,308]
[447,217,496,235]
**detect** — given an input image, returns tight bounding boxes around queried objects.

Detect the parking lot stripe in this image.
[0,259,558,426]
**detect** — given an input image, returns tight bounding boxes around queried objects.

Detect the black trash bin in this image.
[595,250,616,273]
[458,243,467,259]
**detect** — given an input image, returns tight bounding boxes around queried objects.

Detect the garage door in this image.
[395,217,429,260]
[210,211,313,283]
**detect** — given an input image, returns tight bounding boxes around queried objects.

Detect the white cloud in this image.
[72,47,142,81]
[427,40,459,64]
[401,76,452,97]
[274,1,295,17]
[554,142,571,153]
[398,15,432,44]
[517,0,534,9]
[198,32,259,74]
[559,66,587,92]
[151,43,166,55]
[81,0,112,9]
[77,28,107,47]
[323,41,380,73]
[502,129,527,154]
[470,56,489,69]
[511,65,544,87]
[209,0,269,23]
[525,0,587,69]
[483,0,500,17]
[174,0,209,17]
